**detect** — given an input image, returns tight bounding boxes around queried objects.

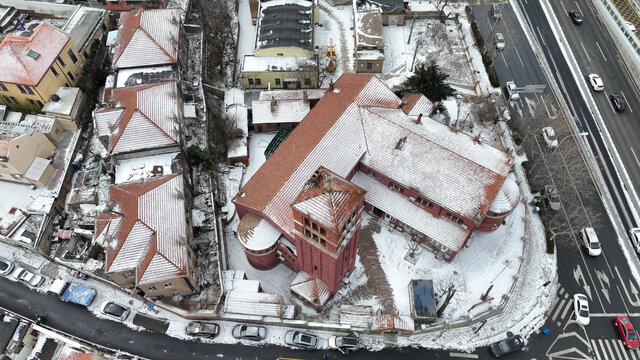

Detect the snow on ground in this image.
[315,0,355,86]
[237,0,258,74]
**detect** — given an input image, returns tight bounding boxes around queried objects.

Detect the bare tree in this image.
[405,234,423,259]
[437,283,456,317]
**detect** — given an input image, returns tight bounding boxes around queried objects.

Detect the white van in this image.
[580,227,601,256]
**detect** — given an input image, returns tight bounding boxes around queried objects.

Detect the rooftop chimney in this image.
[270,96,276,112]
[474,133,481,143]
[152,166,163,176]
[451,124,457,133]
[50,94,60,102]
[328,80,334,91]
[415,113,422,124]
[395,136,407,150]
[303,90,308,103]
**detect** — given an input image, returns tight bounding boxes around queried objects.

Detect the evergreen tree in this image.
[402,62,456,102]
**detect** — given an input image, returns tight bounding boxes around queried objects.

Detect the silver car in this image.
[0,259,14,276]
[186,321,219,337]
[232,324,266,341]
[284,330,318,349]
[15,267,45,287]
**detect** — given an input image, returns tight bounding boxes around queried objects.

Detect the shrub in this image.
[188,145,214,172]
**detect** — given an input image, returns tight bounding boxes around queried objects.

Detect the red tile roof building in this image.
[234,74,515,305]
[95,173,198,297]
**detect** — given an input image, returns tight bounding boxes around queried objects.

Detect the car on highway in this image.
[505,81,520,101]
[489,334,524,357]
[543,185,561,211]
[580,227,601,256]
[569,10,583,24]
[587,74,603,91]
[616,316,639,349]
[495,32,505,50]
[573,294,590,326]
[541,127,558,148]
[610,93,626,112]
[14,267,45,287]
[626,21,637,33]
[232,324,266,341]
[186,321,219,337]
[329,334,360,354]
[0,259,14,276]
[490,4,501,20]
[284,330,318,349]
[99,301,130,321]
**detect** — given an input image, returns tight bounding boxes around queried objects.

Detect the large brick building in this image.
[233,74,516,309]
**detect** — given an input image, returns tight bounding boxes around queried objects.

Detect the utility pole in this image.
[407,14,418,45]
[411,39,423,72]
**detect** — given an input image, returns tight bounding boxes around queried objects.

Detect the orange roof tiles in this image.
[0,23,69,85]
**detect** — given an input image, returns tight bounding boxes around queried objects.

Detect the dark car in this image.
[489,335,524,357]
[329,334,360,354]
[543,185,561,211]
[0,259,14,276]
[232,324,266,341]
[186,321,219,337]
[616,316,639,349]
[569,10,583,24]
[284,330,318,349]
[610,93,627,112]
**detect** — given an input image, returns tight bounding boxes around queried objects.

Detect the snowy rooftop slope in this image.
[354,9,384,49]
[98,82,181,155]
[100,174,189,285]
[401,93,434,117]
[20,115,55,134]
[259,89,326,101]
[0,23,69,85]
[242,55,317,72]
[236,213,281,251]
[356,0,405,14]
[24,157,50,181]
[256,0,314,52]
[113,9,181,69]
[115,66,174,88]
[251,100,310,125]
[61,6,105,52]
[489,173,520,214]
[360,107,511,219]
[351,172,470,253]
[340,305,374,329]
[223,290,283,318]
[290,271,332,307]
[115,152,181,184]
[225,88,245,108]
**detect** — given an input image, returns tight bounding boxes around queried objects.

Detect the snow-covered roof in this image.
[242,55,317,73]
[340,304,373,329]
[355,0,405,14]
[228,137,248,160]
[489,173,520,214]
[251,99,310,125]
[371,314,414,333]
[259,89,326,101]
[0,22,69,85]
[95,81,181,155]
[61,5,105,52]
[354,9,384,49]
[290,271,332,307]
[113,9,181,69]
[355,50,384,61]
[115,66,175,88]
[42,87,81,117]
[227,104,248,133]
[256,0,314,52]
[351,172,470,253]
[114,152,182,184]
[100,174,189,285]
[236,213,281,251]
[223,290,283,318]
[21,115,55,134]
[24,157,50,181]
[225,88,245,107]
[401,93,433,117]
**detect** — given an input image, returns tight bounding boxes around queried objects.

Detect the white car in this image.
[495,32,505,50]
[542,127,558,148]
[587,74,604,91]
[573,293,590,326]
[505,81,520,101]
[580,227,601,256]
[630,228,640,251]
[14,267,45,287]
[626,21,636,33]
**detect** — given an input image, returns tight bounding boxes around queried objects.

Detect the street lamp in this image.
[554,132,589,152]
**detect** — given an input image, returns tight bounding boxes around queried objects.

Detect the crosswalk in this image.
[591,339,640,360]
[549,287,574,325]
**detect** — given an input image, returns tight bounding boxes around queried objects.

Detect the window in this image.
[248,78,254,85]
[0,164,7,169]
[101,23,107,32]
[0,83,6,91]
[83,51,89,59]
[55,128,60,134]
[9,97,16,104]
[255,78,262,85]
[147,285,157,291]
[16,85,28,94]
[36,101,43,107]
[57,56,66,67]
[67,49,78,64]
[27,99,35,106]
[163,282,173,289]
[366,63,373,70]
[50,66,59,77]
[304,78,311,86]
[67,72,75,81]
[275,78,281,85]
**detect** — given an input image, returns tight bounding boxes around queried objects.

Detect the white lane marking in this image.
[599,339,610,360]
[613,339,630,360]
[604,340,616,360]
[580,41,591,62]
[592,339,603,360]
[561,298,575,320]
[448,353,478,358]
[552,299,567,321]
[575,1,584,14]
[621,91,634,113]
[596,41,608,61]
[536,26,547,47]
[631,148,640,169]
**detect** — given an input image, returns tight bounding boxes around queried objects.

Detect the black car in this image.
[569,10,583,24]
[489,335,524,357]
[610,93,627,112]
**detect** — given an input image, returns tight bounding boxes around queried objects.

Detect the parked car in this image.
[610,93,627,112]
[495,32,505,50]
[505,81,520,101]
[284,330,318,349]
[542,127,558,148]
[573,294,590,326]
[0,259,14,276]
[587,74,604,91]
[629,228,640,251]
[489,335,524,357]
[625,21,637,33]
[186,321,219,337]
[616,316,639,349]
[232,324,266,341]
[14,267,45,287]
[329,334,360,354]
[543,185,561,211]
[569,10,583,24]
[580,227,601,256]
[490,4,501,20]
[99,301,130,321]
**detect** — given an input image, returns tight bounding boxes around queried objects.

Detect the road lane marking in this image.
[449,352,478,358]
[599,339,610,360]
[605,340,617,360]
[612,339,628,360]
[580,41,591,62]
[552,299,567,321]
[560,298,574,320]
[621,91,633,113]
[592,339,603,360]
[596,41,607,61]
[631,148,640,169]
[536,26,546,47]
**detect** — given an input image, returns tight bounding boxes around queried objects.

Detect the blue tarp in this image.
[61,283,97,306]
[411,279,437,319]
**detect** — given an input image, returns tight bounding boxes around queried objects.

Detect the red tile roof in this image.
[0,23,69,85]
